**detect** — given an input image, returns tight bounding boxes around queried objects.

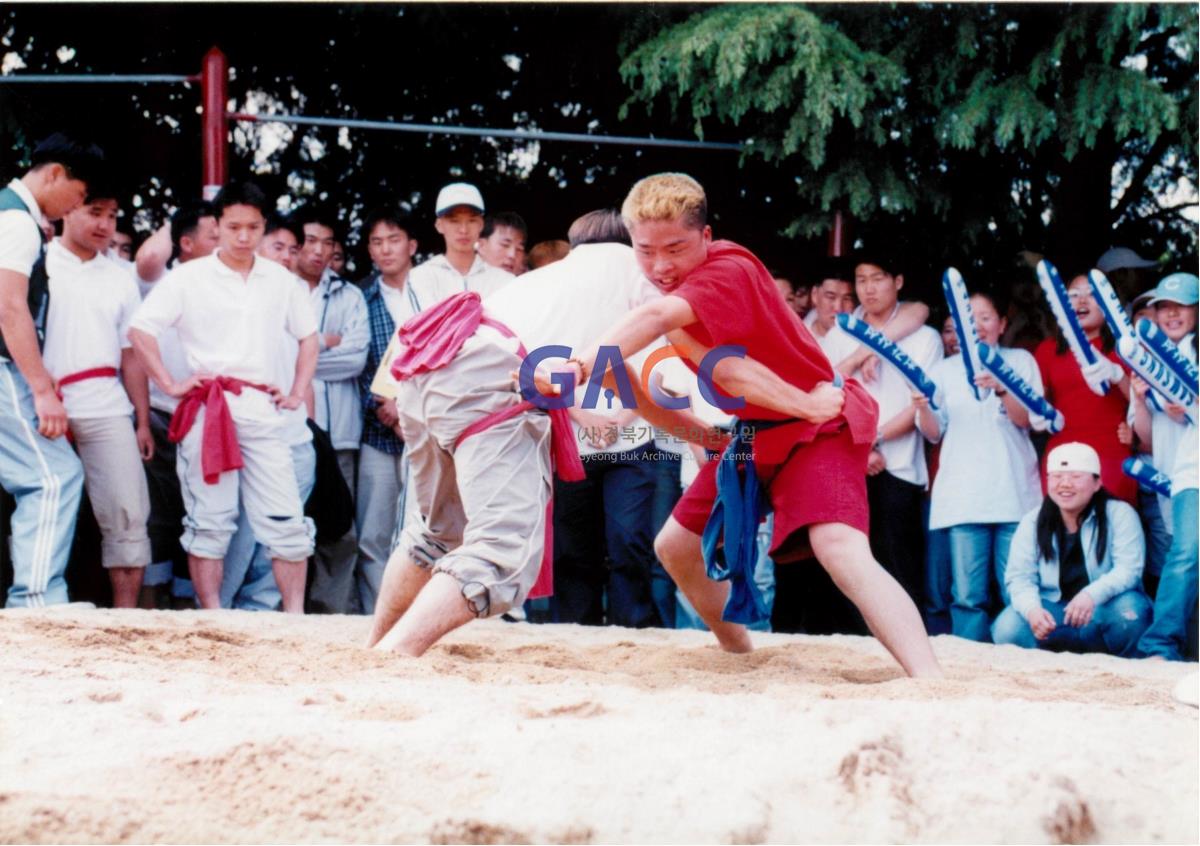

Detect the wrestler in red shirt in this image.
[569,173,942,678]
[1033,272,1135,504]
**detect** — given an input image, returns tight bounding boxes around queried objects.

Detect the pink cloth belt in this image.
[391,291,588,600]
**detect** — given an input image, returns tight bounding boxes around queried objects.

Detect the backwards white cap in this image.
[1046,442,1101,476]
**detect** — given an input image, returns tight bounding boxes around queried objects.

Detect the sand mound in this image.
[0,608,1195,843]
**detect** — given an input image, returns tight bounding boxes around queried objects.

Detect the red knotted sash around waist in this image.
[167,377,271,485]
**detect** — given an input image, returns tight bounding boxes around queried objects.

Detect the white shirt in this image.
[408,253,514,306]
[807,313,860,368]
[379,276,420,327]
[481,242,662,454]
[130,252,318,424]
[272,304,314,447]
[0,179,43,276]
[925,350,1043,529]
[42,240,141,419]
[827,304,944,487]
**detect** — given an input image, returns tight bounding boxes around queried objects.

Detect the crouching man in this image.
[993,442,1152,656]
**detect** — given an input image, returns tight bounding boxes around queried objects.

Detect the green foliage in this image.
[621,3,1199,271]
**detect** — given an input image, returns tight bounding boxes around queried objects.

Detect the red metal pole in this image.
[200,47,228,200]
[827,209,849,257]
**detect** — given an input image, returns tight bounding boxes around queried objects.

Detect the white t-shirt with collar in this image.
[42,240,142,419]
[0,179,44,276]
[408,253,514,307]
[130,251,318,424]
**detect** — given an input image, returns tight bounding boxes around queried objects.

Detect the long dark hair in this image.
[1036,485,1112,564]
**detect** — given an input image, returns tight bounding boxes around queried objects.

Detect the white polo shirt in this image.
[481,242,661,454]
[826,303,943,487]
[0,179,43,276]
[408,253,514,307]
[130,251,318,424]
[42,240,141,419]
[379,275,421,327]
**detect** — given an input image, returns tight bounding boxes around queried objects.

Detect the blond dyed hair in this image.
[621,173,707,231]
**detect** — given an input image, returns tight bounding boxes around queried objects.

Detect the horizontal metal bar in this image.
[0,74,197,84]
[230,111,743,152]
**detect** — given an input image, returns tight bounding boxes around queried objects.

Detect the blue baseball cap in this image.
[1147,273,1200,307]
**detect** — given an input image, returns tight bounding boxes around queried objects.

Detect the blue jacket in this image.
[1005,497,1145,617]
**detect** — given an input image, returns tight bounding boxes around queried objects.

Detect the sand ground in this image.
[0,607,1196,844]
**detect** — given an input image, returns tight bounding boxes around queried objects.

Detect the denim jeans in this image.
[948,522,1016,642]
[924,498,952,636]
[1138,485,1172,585]
[992,590,1152,657]
[219,441,317,611]
[650,453,682,629]
[1137,488,1199,660]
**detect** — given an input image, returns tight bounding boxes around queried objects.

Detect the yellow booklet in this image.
[369,334,401,400]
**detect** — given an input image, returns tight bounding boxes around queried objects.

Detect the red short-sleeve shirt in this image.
[668,240,879,549]
[1033,337,1136,504]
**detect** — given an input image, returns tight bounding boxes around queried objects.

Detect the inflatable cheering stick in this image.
[1037,259,1110,396]
[1122,457,1171,498]
[976,342,1065,434]
[941,267,989,401]
[837,314,942,410]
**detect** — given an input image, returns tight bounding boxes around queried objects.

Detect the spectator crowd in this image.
[0,132,1195,663]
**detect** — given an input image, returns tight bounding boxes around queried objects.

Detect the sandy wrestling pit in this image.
[0,607,1195,844]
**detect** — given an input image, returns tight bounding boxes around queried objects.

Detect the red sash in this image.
[57,366,121,444]
[168,377,271,485]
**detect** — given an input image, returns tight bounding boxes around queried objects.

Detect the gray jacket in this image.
[311,269,369,450]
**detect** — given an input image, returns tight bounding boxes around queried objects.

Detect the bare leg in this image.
[809,522,943,678]
[272,558,307,614]
[188,555,223,609]
[373,572,474,656]
[108,566,145,609]
[365,550,431,647]
[654,517,753,653]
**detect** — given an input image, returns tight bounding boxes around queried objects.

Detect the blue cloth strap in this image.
[701,418,787,625]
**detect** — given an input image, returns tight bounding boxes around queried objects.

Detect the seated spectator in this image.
[527,239,569,269]
[993,442,1151,656]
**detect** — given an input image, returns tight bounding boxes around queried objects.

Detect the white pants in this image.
[70,414,152,568]
[176,407,312,562]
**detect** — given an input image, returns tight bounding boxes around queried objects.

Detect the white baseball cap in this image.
[435,182,485,216]
[1046,442,1101,476]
